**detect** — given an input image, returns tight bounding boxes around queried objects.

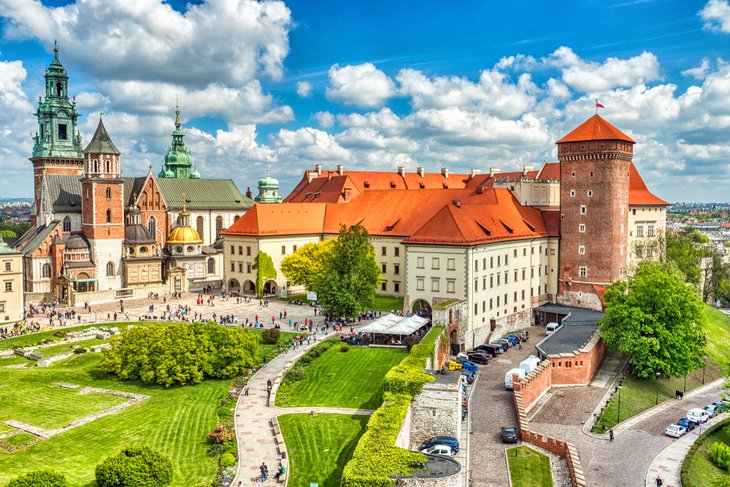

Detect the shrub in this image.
[340,345,350,352]
[283,366,306,384]
[73,347,87,354]
[9,470,69,487]
[261,328,280,344]
[710,441,730,470]
[95,446,173,487]
[219,452,236,468]
[207,424,234,445]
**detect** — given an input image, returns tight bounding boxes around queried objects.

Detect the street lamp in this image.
[655,372,661,406]
[616,384,623,424]
[702,356,708,385]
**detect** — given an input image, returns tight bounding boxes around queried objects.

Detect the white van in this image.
[519,355,541,375]
[504,368,526,390]
[546,322,560,336]
[687,408,710,424]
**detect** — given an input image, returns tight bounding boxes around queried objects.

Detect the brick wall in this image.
[549,334,606,386]
[512,360,552,410]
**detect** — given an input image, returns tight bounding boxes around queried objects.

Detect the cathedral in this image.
[13,48,254,305]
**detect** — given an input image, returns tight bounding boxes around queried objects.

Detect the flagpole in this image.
[595,99,598,115]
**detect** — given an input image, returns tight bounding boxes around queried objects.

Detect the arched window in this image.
[105,187,111,199]
[106,209,112,223]
[42,263,51,278]
[207,257,215,275]
[215,216,223,239]
[234,215,240,222]
[105,160,110,173]
[148,217,156,237]
[56,82,63,97]
[106,261,115,276]
[63,216,71,232]
[196,216,205,242]
[93,160,99,173]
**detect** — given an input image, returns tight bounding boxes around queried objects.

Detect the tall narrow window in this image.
[196,216,205,242]
[105,160,110,173]
[63,216,71,232]
[148,217,156,236]
[58,123,67,140]
[106,262,115,276]
[207,258,215,274]
[106,209,112,223]
[105,187,111,199]
[42,263,51,278]
[216,216,223,238]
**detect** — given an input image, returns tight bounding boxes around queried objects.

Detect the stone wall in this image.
[397,470,461,487]
[512,360,552,411]
[395,405,412,450]
[407,378,462,450]
[549,334,606,385]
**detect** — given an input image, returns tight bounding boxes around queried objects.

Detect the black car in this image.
[467,352,490,364]
[474,344,501,357]
[493,340,510,351]
[501,426,520,443]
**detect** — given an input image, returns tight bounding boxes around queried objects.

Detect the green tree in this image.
[252,250,277,298]
[665,228,709,285]
[703,250,730,303]
[598,261,707,379]
[318,225,379,317]
[201,322,258,378]
[8,470,69,487]
[280,240,335,292]
[95,446,173,487]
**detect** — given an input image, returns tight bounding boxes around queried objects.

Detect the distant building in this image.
[0,239,23,322]
[254,172,283,204]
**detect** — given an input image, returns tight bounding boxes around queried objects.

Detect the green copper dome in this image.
[159,104,196,179]
[190,167,201,179]
[255,170,282,203]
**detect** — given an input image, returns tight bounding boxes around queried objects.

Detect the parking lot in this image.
[467,325,546,487]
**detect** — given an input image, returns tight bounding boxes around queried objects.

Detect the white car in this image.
[665,424,687,438]
[687,408,711,424]
[421,444,456,457]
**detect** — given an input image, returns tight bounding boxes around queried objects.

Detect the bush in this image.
[283,366,306,384]
[261,328,281,344]
[95,446,173,487]
[710,441,730,470]
[73,347,87,354]
[219,452,236,468]
[9,470,69,487]
[207,424,234,445]
[340,345,350,352]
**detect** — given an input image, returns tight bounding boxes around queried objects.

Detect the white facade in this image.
[91,238,124,291]
[169,210,245,247]
[627,205,667,272]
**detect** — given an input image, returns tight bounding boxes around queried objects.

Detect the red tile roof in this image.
[221,203,327,236]
[557,115,635,144]
[536,162,560,180]
[628,162,668,206]
[541,210,561,237]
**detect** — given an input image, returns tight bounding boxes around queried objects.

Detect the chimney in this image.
[337,164,344,176]
[522,165,534,176]
[245,186,253,199]
[315,163,322,176]
[416,166,425,178]
[441,167,449,179]
[397,166,406,178]
[490,167,501,177]
[470,168,482,177]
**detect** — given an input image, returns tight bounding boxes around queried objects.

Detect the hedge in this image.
[342,326,445,486]
[681,417,730,487]
[8,470,69,487]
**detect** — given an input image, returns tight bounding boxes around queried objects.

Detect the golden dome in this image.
[168,225,202,244]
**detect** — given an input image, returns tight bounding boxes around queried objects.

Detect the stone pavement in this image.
[645,412,729,487]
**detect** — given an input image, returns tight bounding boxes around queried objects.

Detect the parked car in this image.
[546,322,560,336]
[501,426,520,443]
[687,408,711,424]
[420,436,459,452]
[503,335,520,346]
[474,344,501,357]
[515,331,529,342]
[665,424,687,438]
[491,341,509,352]
[467,352,490,364]
[460,362,478,374]
[519,355,541,375]
[712,401,727,413]
[455,352,470,363]
[704,404,721,418]
[677,417,697,432]
[421,444,456,456]
[460,370,475,384]
[497,339,512,349]
[504,368,526,390]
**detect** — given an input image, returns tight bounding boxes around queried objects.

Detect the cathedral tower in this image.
[81,116,124,290]
[30,43,84,222]
[557,115,634,310]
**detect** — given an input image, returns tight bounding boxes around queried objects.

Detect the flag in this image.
[596,101,605,109]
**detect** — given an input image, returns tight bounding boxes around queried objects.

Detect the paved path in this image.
[645,412,729,487]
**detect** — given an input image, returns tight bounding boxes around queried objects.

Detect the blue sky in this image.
[1,0,729,201]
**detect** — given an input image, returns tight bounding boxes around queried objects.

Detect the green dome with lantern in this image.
[254,169,282,203]
[157,102,199,179]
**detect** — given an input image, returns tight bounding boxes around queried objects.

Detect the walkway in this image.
[645,412,729,487]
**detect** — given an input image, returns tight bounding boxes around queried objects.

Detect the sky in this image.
[1,0,729,202]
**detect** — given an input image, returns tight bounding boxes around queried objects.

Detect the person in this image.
[655,477,663,487]
[263,355,268,368]
[267,378,273,389]
[609,428,614,442]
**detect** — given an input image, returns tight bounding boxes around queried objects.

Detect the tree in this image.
[318,225,380,317]
[665,228,709,286]
[598,261,707,380]
[252,250,276,298]
[95,446,173,487]
[280,240,335,292]
[8,470,69,487]
[703,250,730,304]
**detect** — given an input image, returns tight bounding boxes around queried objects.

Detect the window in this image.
[490,275,494,288]
[417,257,424,269]
[497,255,501,266]
[636,225,644,237]
[587,190,593,197]
[63,216,71,232]
[246,246,251,256]
[230,245,235,254]
[523,248,526,256]
[394,264,400,275]
[513,249,517,258]
[505,255,509,265]
[490,256,494,268]
[416,277,425,291]
[431,258,440,270]
[474,279,478,292]
[41,263,50,277]
[4,282,12,292]
[514,270,518,281]
[522,289,525,300]
[105,160,110,173]
[197,216,205,242]
[247,263,252,273]
[579,224,585,233]
[381,282,387,291]
[475,260,479,272]
[636,247,643,258]
[394,247,400,257]
[571,171,576,177]
[293,245,297,252]
[106,262,115,276]
[238,262,243,273]
[579,266,587,278]
[148,217,156,236]
[207,258,215,274]
[281,245,286,255]
[447,258,455,271]
[522,269,525,280]
[104,187,111,200]
[489,298,493,310]
[496,296,500,306]
[381,263,387,273]
[580,205,587,215]
[381,246,387,256]
[216,216,223,238]
[647,248,654,258]
[474,303,478,315]
[632,209,637,215]
[4,262,11,272]
[648,225,655,237]
[570,190,576,197]
[93,160,99,173]
[431,279,440,292]
[394,282,400,293]
[514,291,517,302]
[578,245,585,255]
[230,262,235,272]
[58,123,67,140]
[504,271,508,283]
[238,246,243,255]
[106,209,112,223]
[497,273,500,286]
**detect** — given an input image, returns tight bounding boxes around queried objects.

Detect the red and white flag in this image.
[595,100,605,109]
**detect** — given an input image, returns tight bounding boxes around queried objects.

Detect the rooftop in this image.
[557,114,635,144]
[404,453,461,479]
[534,304,604,356]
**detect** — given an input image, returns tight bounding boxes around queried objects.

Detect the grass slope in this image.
[370,296,404,313]
[507,446,553,487]
[276,344,407,409]
[702,306,730,368]
[682,421,730,487]
[278,413,368,487]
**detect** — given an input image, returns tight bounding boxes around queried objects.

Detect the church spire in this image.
[160,102,195,179]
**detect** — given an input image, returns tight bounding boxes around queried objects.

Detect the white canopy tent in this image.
[359,313,430,337]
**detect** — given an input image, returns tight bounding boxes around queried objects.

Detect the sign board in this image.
[307,291,318,301]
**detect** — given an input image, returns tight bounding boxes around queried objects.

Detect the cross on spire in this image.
[54,40,58,59]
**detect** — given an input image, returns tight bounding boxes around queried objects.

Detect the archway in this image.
[450,329,460,355]
[411,299,432,319]
[243,280,255,295]
[228,279,240,293]
[263,279,278,296]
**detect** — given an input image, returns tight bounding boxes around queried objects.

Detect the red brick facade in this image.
[81,180,125,240]
[136,176,169,246]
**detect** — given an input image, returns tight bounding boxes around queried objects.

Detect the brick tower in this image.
[81,116,124,291]
[30,43,84,223]
[557,115,635,310]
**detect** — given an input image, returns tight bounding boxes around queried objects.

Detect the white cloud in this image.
[314,111,335,128]
[548,46,661,92]
[326,63,395,108]
[296,81,312,97]
[682,58,711,80]
[700,0,730,33]
[270,127,350,161]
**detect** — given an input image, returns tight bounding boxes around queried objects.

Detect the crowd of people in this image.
[0,321,47,339]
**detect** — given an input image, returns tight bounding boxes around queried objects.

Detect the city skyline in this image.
[0,0,729,201]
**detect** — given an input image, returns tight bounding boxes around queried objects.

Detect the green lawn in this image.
[682,420,730,487]
[595,304,730,432]
[276,343,407,409]
[35,338,107,358]
[257,330,300,361]
[507,446,553,487]
[0,355,33,367]
[371,295,404,313]
[1,432,38,449]
[278,413,368,487]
